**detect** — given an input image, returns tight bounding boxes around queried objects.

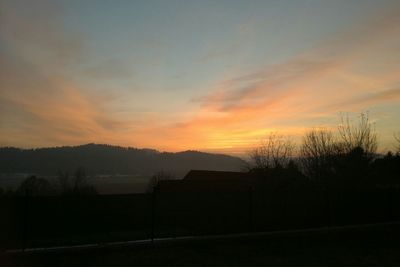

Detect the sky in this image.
[1,0,400,156]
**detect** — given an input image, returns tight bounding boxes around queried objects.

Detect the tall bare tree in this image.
[394,132,400,154]
[300,112,378,181]
[249,133,295,170]
[300,128,343,180]
[338,112,377,157]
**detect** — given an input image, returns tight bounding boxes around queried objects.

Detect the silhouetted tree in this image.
[16,175,53,196]
[394,132,400,154]
[147,171,176,193]
[249,133,295,170]
[300,128,343,180]
[300,113,377,184]
[335,113,377,184]
[57,169,70,194]
[338,113,377,158]
[0,187,14,196]
[369,150,400,187]
[248,133,307,189]
[57,167,97,195]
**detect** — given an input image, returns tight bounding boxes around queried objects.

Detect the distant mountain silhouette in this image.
[0,143,245,177]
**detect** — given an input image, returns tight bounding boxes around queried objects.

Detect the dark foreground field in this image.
[2,222,400,267]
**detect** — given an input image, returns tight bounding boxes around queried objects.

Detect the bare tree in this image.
[301,128,339,158]
[394,132,400,154]
[57,167,96,195]
[72,167,88,193]
[17,175,53,196]
[300,113,378,181]
[300,128,343,180]
[57,170,71,193]
[338,112,377,157]
[147,171,176,193]
[249,133,295,170]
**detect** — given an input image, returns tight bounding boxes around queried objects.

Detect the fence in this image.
[1,185,399,250]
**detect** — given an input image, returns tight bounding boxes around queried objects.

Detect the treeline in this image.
[248,113,400,188]
[0,167,97,196]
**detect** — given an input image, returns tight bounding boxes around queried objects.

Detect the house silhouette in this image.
[157,170,256,193]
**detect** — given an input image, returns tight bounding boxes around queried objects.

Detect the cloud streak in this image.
[0,1,134,147]
[1,1,399,154]
[156,6,400,153]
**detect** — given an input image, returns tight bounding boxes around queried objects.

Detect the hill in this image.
[0,144,246,177]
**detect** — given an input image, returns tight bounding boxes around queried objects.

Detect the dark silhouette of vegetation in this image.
[299,113,378,184]
[338,113,377,157]
[395,132,400,154]
[369,151,400,186]
[300,128,341,181]
[2,168,97,196]
[1,113,400,252]
[247,113,398,189]
[146,171,176,193]
[247,133,307,192]
[249,133,295,170]
[16,176,53,196]
[57,167,97,195]
[0,187,14,196]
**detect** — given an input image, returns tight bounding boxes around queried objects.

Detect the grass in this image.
[2,223,400,267]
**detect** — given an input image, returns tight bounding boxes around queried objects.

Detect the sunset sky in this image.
[1,0,400,156]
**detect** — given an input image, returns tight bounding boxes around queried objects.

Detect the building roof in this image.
[183,170,252,182]
[156,170,255,192]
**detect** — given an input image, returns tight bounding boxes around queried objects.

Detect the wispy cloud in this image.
[1,1,399,154]
[324,86,400,112]
[157,6,400,153]
[0,1,132,147]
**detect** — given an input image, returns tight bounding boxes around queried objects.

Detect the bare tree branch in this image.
[300,128,343,180]
[338,112,377,157]
[249,133,295,170]
[394,132,400,153]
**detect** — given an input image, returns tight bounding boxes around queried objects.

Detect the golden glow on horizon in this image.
[1,2,400,155]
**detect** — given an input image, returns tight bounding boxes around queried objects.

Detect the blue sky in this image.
[1,0,400,154]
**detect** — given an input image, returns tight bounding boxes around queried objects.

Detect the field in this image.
[2,222,400,267]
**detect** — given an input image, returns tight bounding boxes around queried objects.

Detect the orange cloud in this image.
[0,1,133,148]
[149,7,400,154]
[1,2,399,155]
